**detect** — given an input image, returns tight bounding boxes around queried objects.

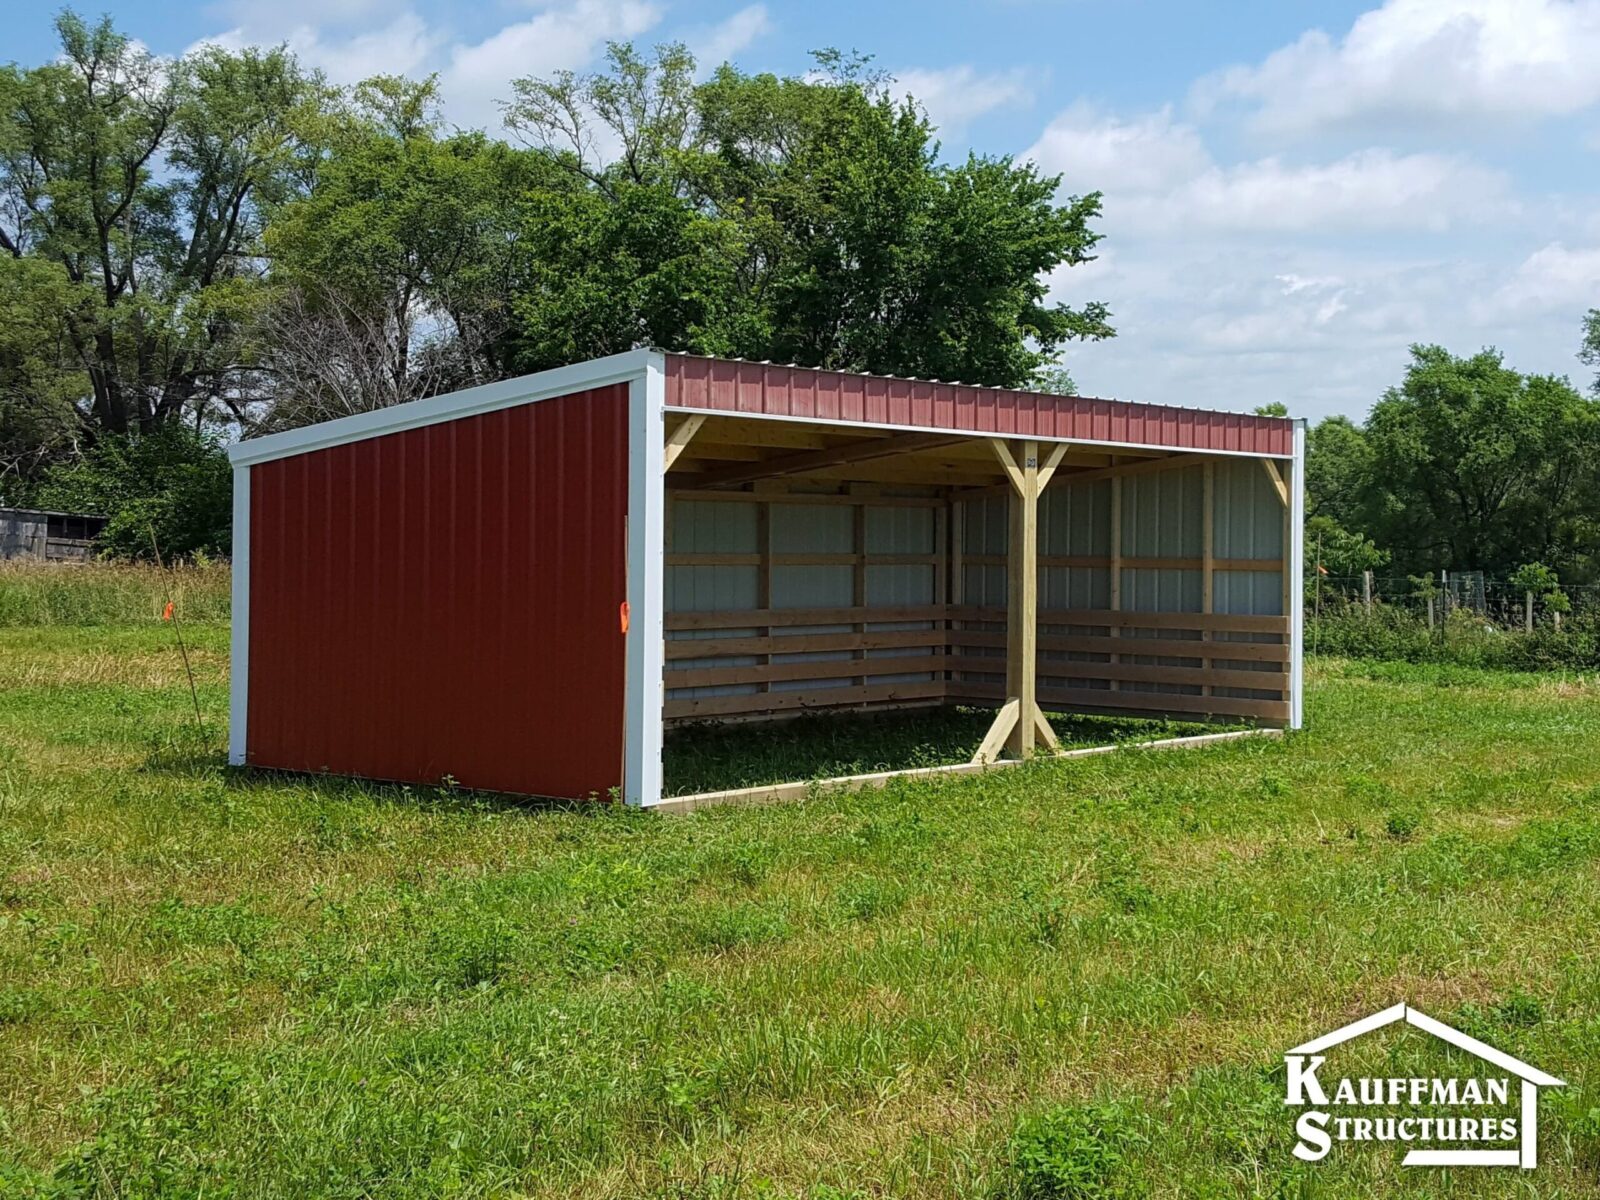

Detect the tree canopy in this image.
[1305,345,1600,582]
[0,18,1115,537]
[498,44,1111,383]
[0,15,323,445]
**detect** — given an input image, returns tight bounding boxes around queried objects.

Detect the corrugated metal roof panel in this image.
[664,354,1294,456]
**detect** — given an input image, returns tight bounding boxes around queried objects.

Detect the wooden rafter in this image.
[1260,458,1289,507]
[691,431,965,489]
[663,414,707,472]
[1049,450,1224,489]
[989,439,1025,494]
[678,417,848,451]
[1036,442,1071,491]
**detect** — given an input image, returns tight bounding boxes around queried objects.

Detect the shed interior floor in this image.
[661,706,1235,797]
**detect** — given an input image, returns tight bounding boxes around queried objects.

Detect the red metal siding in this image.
[246,384,629,799]
[663,354,1293,456]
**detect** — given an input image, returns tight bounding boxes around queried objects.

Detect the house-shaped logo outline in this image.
[1284,1002,1564,1169]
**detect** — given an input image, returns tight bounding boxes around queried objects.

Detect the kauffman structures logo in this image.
[1284,1003,1563,1168]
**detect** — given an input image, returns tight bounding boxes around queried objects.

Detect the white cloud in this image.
[1026,100,1565,418]
[1493,242,1600,314]
[194,0,665,129]
[1048,245,1536,420]
[690,5,771,71]
[1027,106,1509,235]
[1026,105,1209,193]
[188,13,439,85]
[893,65,1034,138]
[440,0,663,131]
[1146,149,1510,235]
[1198,0,1600,135]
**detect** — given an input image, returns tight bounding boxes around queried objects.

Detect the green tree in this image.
[0,256,85,500]
[1307,514,1388,578]
[502,44,1112,384]
[1305,414,1373,530]
[261,75,545,423]
[505,181,752,370]
[1029,361,1078,395]
[0,13,324,440]
[1361,345,1600,578]
[34,425,231,558]
[1579,307,1600,394]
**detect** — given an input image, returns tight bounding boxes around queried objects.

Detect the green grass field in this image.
[4,616,1600,1197]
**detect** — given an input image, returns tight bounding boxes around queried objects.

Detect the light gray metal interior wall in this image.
[1210,459,1290,698]
[954,456,1289,708]
[862,504,938,684]
[769,503,854,693]
[1119,466,1203,696]
[666,499,760,700]
[665,494,939,704]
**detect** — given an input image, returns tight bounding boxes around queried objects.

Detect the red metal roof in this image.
[663,353,1293,457]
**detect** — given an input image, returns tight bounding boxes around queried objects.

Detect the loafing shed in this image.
[228,349,1304,810]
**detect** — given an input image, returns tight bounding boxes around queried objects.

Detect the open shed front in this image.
[228,349,1302,811]
[646,355,1305,811]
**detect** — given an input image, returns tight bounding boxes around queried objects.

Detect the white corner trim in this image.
[229,349,658,467]
[1289,418,1307,730]
[228,464,250,765]
[625,353,667,807]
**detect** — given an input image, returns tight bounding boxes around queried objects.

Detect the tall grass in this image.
[1311,599,1600,671]
[0,562,232,627]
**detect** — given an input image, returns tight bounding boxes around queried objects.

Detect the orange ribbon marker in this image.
[619,600,630,634]
[162,601,175,622]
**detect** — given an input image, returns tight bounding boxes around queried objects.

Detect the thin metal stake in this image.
[150,527,205,734]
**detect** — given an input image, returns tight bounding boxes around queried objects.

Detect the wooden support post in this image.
[1363,569,1373,615]
[934,502,949,691]
[950,499,964,700]
[971,438,1055,760]
[852,495,867,689]
[1007,441,1039,758]
[1279,462,1293,630]
[1202,462,1214,699]
[756,497,772,698]
[1037,442,1071,490]
[1109,471,1123,692]
[973,698,1019,765]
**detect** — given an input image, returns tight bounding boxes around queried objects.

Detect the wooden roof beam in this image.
[1049,450,1228,489]
[691,431,968,489]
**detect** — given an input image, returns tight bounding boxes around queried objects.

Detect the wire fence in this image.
[1309,572,1600,629]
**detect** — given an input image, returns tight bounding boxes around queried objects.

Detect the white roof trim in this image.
[1287,1003,1563,1087]
[229,349,657,468]
[663,404,1295,461]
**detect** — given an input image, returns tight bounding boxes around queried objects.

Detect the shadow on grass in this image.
[136,707,1240,811]
[663,705,1230,796]
[137,729,615,819]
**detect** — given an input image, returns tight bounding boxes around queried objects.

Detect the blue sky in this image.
[12,0,1600,420]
